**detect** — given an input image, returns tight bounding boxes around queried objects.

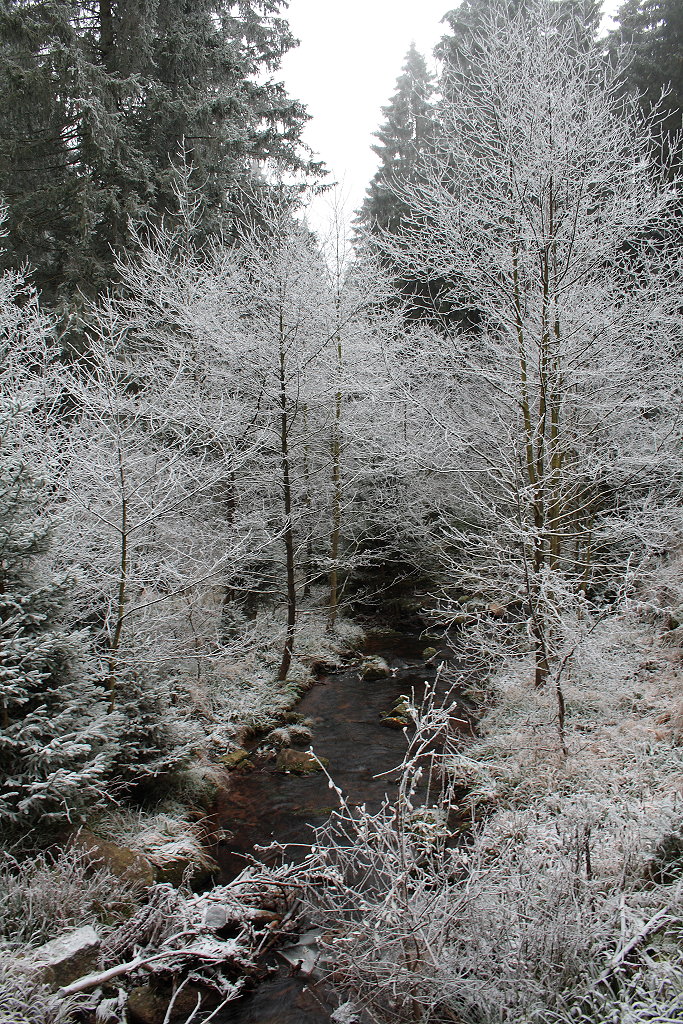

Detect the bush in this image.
[0,845,141,950]
[300,628,683,1024]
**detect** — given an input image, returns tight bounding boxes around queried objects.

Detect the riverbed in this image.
[212,633,472,1023]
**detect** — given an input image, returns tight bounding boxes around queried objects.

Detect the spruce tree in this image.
[610,0,683,146]
[0,0,313,306]
[357,44,434,236]
[356,46,448,321]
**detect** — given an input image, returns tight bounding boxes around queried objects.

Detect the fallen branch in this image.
[58,945,234,997]
[583,906,672,1000]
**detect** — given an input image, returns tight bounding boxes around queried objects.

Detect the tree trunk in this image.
[328,327,343,633]
[277,334,296,682]
[107,444,128,706]
[99,0,115,70]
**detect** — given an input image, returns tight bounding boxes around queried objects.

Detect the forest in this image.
[0,0,682,1022]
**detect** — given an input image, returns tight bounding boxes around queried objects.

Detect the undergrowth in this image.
[301,614,683,1023]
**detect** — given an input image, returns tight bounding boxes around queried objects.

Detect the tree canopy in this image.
[610,0,683,147]
[0,0,315,306]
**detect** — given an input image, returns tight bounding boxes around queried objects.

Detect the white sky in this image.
[278,0,622,236]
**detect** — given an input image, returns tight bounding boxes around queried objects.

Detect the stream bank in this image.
[3,629,474,1024]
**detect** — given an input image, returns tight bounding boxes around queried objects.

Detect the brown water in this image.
[213,633,472,1023]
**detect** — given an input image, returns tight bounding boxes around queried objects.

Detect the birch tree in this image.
[381,0,683,685]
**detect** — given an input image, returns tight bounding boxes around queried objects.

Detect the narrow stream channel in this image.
[212,633,472,1023]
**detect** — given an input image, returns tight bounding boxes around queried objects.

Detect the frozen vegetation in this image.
[302,612,683,1022]
[1,0,683,1021]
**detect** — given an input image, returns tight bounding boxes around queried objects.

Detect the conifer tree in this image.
[0,0,313,306]
[610,0,683,147]
[0,216,116,832]
[357,44,434,237]
[0,406,115,832]
[356,46,451,322]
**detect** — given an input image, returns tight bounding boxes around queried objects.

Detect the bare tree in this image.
[317,194,398,630]
[49,284,258,698]
[378,0,683,685]
[229,192,341,679]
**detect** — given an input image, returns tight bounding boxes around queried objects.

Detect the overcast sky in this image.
[279,0,621,236]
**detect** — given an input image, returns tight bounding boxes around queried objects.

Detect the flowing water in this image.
[212,632,472,1023]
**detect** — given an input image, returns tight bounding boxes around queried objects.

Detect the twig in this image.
[162,977,196,1024]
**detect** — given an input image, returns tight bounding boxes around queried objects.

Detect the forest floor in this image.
[3,611,682,1024]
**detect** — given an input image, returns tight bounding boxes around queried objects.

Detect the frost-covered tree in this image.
[0,245,116,831]
[0,406,115,831]
[229,192,343,678]
[51,296,259,697]
[610,0,683,151]
[0,0,314,305]
[357,44,435,237]
[380,0,683,687]
[355,46,446,324]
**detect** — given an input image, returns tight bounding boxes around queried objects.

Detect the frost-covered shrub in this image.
[0,845,140,949]
[0,404,118,834]
[110,670,203,791]
[300,624,683,1024]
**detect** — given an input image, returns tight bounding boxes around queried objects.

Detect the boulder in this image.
[422,646,438,660]
[220,747,250,770]
[127,985,166,1024]
[278,927,325,978]
[71,830,155,888]
[203,904,230,931]
[20,925,100,989]
[199,899,279,932]
[175,766,224,810]
[380,715,409,730]
[359,656,391,680]
[309,658,340,676]
[276,748,329,775]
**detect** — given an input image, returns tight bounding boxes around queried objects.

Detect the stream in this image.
[211,632,472,1024]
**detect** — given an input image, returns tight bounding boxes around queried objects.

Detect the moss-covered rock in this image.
[71,830,155,889]
[359,656,391,680]
[275,749,329,774]
[220,748,250,770]
[380,714,410,730]
[127,983,215,1024]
